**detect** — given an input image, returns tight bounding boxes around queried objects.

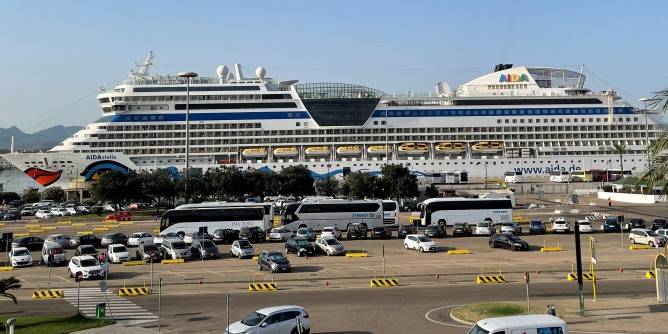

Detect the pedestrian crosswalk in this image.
[62,287,158,324]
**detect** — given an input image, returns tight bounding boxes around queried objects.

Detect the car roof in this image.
[253,305,304,315]
[72,255,96,261]
[108,243,126,247]
[12,247,29,251]
[631,228,652,232]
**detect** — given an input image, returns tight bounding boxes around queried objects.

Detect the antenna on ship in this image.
[577,65,585,88]
[98,83,107,92]
[234,63,244,81]
[130,51,154,77]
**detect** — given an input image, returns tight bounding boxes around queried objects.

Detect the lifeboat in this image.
[336,145,362,155]
[471,141,504,153]
[398,142,429,154]
[241,148,268,158]
[435,142,467,153]
[273,147,299,157]
[367,145,390,155]
[305,146,330,156]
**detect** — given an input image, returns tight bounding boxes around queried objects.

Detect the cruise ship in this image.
[2,52,664,188]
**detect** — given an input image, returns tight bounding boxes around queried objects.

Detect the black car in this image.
[398,224,416,237]
[136,243,162,262]
[652,218,668,231]
[284,238,316,257]
[489,233,529,251]
[69,234,102,248]
[371,226,392,239]
[101,233,129,247]
[625,218,645,231]
[74,245,99,258]
[257,250,291,273]
[239,226,266,243]
[424,224,447,238]
[212,228,240,244]
[346,223,368,240]
[12,236,44,251]
[452,223,472,237]
[190,239,220,259]
[3,211,19,221]
[602,219,621,233]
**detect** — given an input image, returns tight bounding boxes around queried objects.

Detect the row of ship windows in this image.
[382,108,620,117]
[101,93,292,103]
[486,84,530,90]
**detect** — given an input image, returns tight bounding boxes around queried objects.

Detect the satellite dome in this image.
[216,65,229,78]
[256,67,266,78]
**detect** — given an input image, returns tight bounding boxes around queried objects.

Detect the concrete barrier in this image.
[57,221,72,225]
[24,224,40,228]
[161,259,184,264]
[370,279,399,287]
[345,252,369,257]
[118,287,150,296]
[476,275,506,283]
[567,273,595,281]
[248,283,278,291]
[93,227,109,231]
[122,261,146,266]
[541,240,563,252]
[646,271,656,279]
[32,290,64,299]
[71,223,87,227]
[28,229,45,233]
[629,244,652,250]
[447,249,470,255]
[42,226,57,230]
[0,266,14,271]
[76,231,94,235]
[119,222,134,225]
[14,233,30,237]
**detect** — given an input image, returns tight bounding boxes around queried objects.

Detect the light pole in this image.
[380,100,390,163]
[639,98,652,167]
[178,71,198,204]
[327,164,331,178]
[477,162,488,188]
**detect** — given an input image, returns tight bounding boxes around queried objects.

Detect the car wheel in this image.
[419,247,424,253]
[68,269,73,278]
[238,253,243,259]
[291,328,299,334]
[630,238,635,244]
[404,243,409,250]
[285,247,289,254]
[489,241,495,248]
[269,267,274,274]
[326,250,331,256]
[258,262,262,270]
[649,241,655,247]
[511,244,516,251]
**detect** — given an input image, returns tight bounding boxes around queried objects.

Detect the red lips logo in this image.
[24,168,63,187]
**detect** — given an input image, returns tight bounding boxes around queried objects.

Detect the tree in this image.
[380,164,419,202]
[643,92,668,192]
[0,192,20,204]
[243,169,273,200]
[342,172,381,199]
[42,186,66,203]
[91,171,127,210]
[279,165,315,198]
[22,189,41,204]
[0,277,22,304]
[425,185,439,198]
[176,167,207,203]
[206,166,245,201]
[146,169,177,214]
[611,142,626,174]
[314,177,340,197]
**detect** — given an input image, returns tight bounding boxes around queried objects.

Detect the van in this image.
[41,243,67,266]
[549,170,570,183]
[504,171,524,183]
[475,221,492,236]
[467,314,568,334]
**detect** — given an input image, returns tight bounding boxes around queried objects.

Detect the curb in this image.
[448,307,475,326]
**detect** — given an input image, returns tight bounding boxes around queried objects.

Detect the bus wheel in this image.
[438,219,446,226]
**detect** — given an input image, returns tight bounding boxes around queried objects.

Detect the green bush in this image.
[92,206,104,215]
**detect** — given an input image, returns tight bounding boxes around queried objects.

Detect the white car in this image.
[296,227,316,241]
[656,229,668,238]
[230,239,256,259]
[154,232,180,245]
[127,232,153,246]
[404,234,437,252]
[9,247,33,267]
[321,227,342,239]
[106,244,131,263]
[629,228,667,247]
[66,207,78,216]
[314,237,345,256]
[35,210,55,219]
[552,219,570,233]
[475,222,493,236]
[500,222,522,235]
[577,220,594,233]
[269,227,293,242]
[50,208,71,217]
[225,305,311,334]
[68,255,108,280]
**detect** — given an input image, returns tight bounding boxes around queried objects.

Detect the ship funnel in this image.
[235,63,244,81]
[494,64,502,72]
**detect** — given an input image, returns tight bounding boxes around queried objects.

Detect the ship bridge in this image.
[295,83,383,126]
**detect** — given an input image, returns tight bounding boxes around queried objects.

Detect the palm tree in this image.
[611,142,626,174]
[643,89,668,192]
[0,277,22,304]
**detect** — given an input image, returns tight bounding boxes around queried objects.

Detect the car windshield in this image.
[200,240,215,248]
[417,236,432,242]
[270,229,280,233]
[298,229,307,234]
[507,235,522,242]
[296,240,310,246]
[156,234,165,239]
[80,259,98,267]
[14,249,30,256]
[531,221,542,226]
[478,222,490,227]
[81,246,96,253]
[171,241,187,249]
[112,246,127,253]
[580,223,591,227]
[269,253,286,261]
[241,311,266,326]
[131,234,141,238]
[647,231,659,236]
[238,241,252,249]
[502,223,513,227]
[144,245,158,251]
[325,238,340,245]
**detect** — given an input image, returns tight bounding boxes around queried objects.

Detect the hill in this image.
[0,126,81,151]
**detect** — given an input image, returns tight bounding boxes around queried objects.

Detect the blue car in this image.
[529,220,546,234]
[603,219,621,233]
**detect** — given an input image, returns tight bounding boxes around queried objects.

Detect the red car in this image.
[105,211,133,221]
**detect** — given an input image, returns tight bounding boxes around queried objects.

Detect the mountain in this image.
[0,125,81,151]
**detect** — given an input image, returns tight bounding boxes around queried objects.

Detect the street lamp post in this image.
[380,100,390,163]
[477,162,489,188]
[178,71,198,204]
[639,98,652,167]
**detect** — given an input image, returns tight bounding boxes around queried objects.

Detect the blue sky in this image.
[1,0,667,133]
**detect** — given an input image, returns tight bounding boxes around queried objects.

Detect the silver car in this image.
[45,234,72,248]
[230,239,255,259]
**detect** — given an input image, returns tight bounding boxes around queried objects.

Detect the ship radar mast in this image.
[130,51,154,77]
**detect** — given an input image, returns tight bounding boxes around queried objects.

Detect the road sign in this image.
[590,236,597,264]
[75,271,83,283]
[99,281,107,292]
[524,271,530,284]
